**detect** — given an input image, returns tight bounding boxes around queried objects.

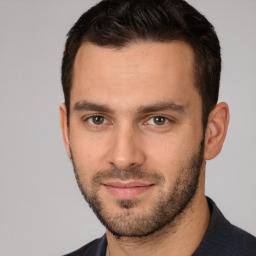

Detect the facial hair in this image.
[71,139,204,238]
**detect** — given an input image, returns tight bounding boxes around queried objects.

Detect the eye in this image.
[86,115,107,125]
[147,116,170,126]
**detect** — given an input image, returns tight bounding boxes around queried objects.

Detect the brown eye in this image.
[87,115,106,125]
[153,116,167,125]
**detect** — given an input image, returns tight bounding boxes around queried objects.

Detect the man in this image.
[59,0,256,255]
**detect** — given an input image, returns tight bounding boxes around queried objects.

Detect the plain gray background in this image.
[0,0,255,255]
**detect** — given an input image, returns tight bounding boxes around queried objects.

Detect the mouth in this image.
[102,180,155,199]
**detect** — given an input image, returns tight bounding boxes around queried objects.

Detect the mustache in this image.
[91,166,165,186]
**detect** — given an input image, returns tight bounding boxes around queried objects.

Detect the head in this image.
[60,0,229,238]
[61,0,221,129]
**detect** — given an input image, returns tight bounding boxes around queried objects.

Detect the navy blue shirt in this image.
[63,197,256,256]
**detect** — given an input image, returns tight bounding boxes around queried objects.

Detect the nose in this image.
[107,124,146,170]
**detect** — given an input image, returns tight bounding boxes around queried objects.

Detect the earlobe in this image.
[204,102,230,160]
[59,103,71,158]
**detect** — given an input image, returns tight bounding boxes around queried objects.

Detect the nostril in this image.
[130,163,136,167]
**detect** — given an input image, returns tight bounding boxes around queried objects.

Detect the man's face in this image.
[66,41,205,237]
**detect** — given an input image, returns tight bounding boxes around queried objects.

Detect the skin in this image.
[60,41,229,256]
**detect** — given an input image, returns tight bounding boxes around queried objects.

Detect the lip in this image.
[103,180,154,199]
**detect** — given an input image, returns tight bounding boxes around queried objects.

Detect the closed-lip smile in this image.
[103,180,154,199]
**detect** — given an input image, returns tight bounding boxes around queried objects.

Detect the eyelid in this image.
[143,115,175,126]
[82,114,175,126]
[83,114,112,125]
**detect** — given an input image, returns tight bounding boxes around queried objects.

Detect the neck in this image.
[106,170,210,256]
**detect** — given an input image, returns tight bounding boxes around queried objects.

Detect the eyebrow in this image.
[73,101,113,113]
[137,102,185,114]
[73,100,185,115]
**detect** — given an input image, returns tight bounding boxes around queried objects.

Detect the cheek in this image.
[70,130,110,179]
[145,134,196,168]
[143,130,201,190]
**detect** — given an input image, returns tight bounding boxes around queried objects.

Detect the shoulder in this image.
[62,234,107,256]
[225,224,256,255]
[194,197,256,256]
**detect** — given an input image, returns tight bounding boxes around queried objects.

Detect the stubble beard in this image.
[71,139,204,238]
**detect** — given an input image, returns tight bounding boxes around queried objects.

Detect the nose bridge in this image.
[108,121,145,170]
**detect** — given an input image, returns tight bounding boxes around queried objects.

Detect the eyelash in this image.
[85,115,109,125]
[146,116,171,126]
[83,115,173,127]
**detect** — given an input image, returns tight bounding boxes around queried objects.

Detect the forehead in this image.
[71,41,199,111]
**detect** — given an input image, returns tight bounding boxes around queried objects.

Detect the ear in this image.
[59,103,71,158]
[204,102,230,160]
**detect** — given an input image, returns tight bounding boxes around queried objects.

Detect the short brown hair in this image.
[61,0,221,128]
